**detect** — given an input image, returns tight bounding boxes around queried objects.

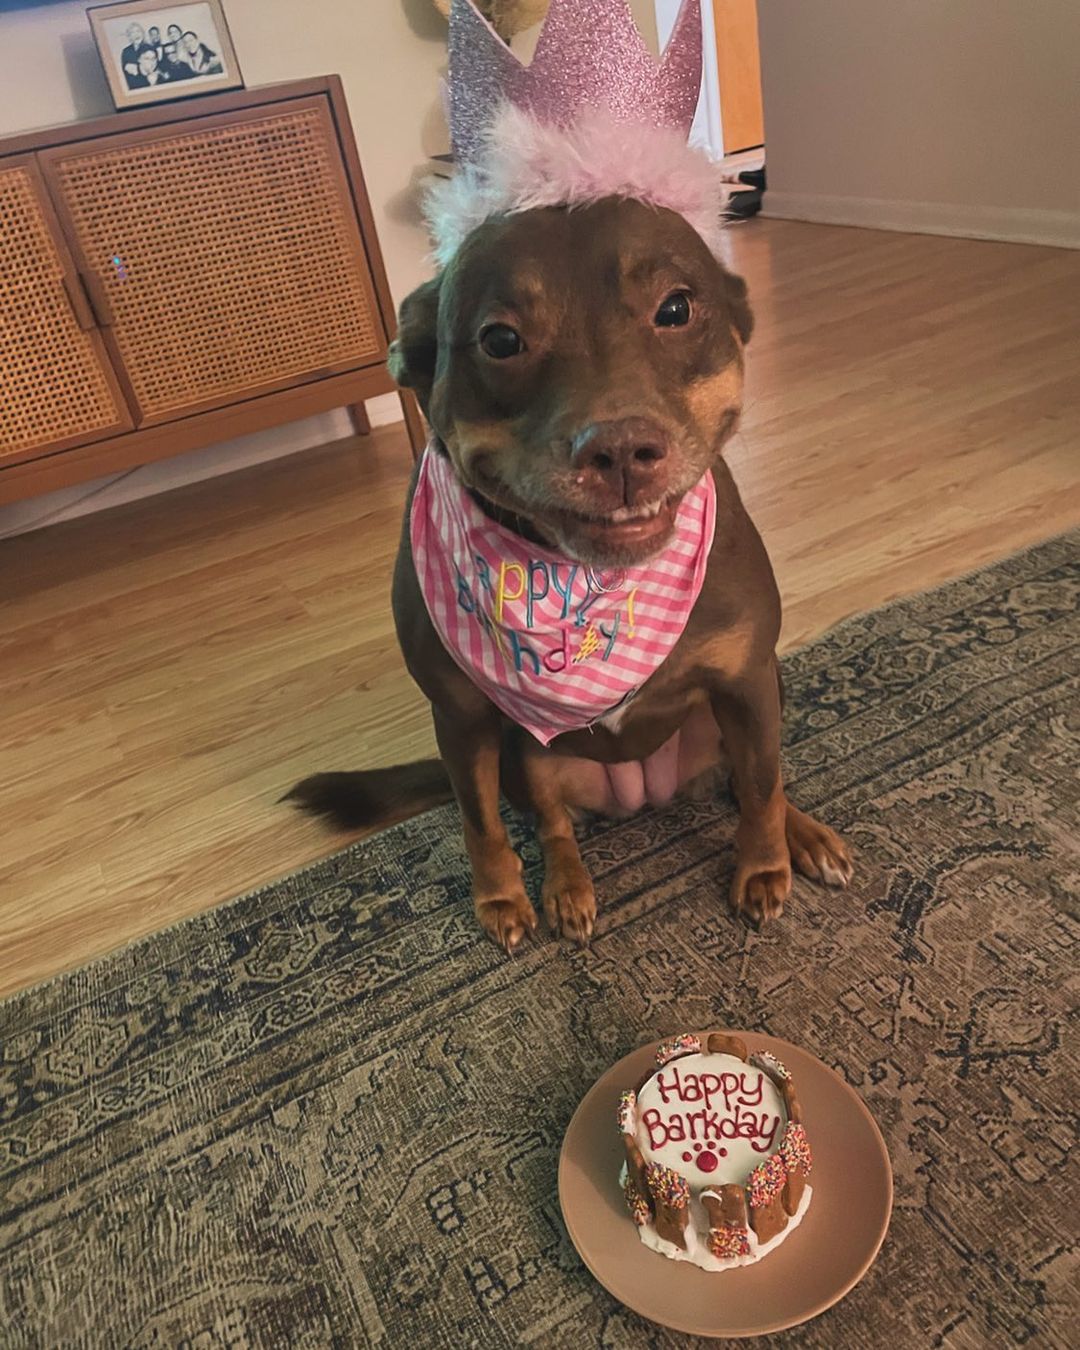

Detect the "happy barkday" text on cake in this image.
[617,1032,813,1270]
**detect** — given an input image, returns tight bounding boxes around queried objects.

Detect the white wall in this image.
[0,0,448,294]
[757,0,1080,248]
[0,0,447,536]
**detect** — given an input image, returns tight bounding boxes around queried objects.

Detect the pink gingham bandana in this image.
[410,447,716,745]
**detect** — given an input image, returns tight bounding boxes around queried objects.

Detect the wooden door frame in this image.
[652,0,764,157]
[710,0,765,155]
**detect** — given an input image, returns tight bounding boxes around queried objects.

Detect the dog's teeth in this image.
[610,502,663,524]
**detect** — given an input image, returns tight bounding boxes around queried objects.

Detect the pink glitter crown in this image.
[448,0,703,165]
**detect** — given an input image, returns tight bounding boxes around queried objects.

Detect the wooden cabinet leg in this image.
[348,401,371,435]
[400,391,428,461]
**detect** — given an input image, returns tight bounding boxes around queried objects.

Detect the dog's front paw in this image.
[730,859,792,925]
[541,839,597,946]
[475,893,538,954]
[785,804,854,888]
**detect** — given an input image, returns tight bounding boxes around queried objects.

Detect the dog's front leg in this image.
[433,706,538,953]
[517,742,596,945]
[710,660,792,923]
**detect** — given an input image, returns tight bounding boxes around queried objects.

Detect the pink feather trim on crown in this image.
[426,0,729,264]
[425,103,731,266]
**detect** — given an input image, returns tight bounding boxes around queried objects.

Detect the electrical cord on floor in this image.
[0,467,141,542]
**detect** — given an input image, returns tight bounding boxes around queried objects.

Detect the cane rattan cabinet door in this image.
[0,156,132,462]
[41,98,387,427]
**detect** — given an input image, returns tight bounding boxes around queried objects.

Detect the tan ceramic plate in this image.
[558,1032,892,1339]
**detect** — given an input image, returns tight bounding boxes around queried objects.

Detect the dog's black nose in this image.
[570,419,670,493]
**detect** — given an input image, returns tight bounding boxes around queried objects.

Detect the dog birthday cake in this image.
[618,1033,812,1270]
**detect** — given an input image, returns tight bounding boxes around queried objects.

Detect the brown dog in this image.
[289,197,852,949]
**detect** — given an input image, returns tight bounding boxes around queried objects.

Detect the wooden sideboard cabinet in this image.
[0,77,423,505]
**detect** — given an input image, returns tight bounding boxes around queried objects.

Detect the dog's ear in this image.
[724,269,754,345]
[388,275,442,413]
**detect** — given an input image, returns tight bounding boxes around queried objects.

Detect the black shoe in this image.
[727,187,762,219]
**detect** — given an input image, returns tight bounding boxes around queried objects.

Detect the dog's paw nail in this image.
[732,899,762,926]
[818,851,855,887]
[732,865,790,926]
[562,920,589,946]
[793,852,820,881]
[479,895,538,954]
[542,880,596,947]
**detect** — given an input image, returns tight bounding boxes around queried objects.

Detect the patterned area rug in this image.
[1,535,1077,1349]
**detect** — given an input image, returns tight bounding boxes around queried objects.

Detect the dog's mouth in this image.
[550,495,680,552]
[462,450,690,562]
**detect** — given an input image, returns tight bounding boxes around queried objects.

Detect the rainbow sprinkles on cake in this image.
[618,1033,813,1270]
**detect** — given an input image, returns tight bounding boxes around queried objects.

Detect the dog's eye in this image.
[654,291,693,328]
[479,324,524,359]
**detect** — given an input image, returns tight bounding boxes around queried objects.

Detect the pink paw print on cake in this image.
[680,1140,728,1173]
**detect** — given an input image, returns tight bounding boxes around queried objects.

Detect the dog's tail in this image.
[283,760,453,832]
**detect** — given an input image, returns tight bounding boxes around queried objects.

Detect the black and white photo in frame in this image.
[88,0,244,110]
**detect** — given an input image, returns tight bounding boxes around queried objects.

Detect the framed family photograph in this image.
[88,0,244,110]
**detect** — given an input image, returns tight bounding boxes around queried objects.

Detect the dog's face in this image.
[391,197,752,567]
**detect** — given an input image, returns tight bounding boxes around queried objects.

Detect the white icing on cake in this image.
[635,1051,787,1186]
[622,1051,809,1271]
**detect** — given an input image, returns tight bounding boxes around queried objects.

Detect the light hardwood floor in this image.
[2,220,1078,997]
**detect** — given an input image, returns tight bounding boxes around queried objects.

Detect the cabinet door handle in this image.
[80,269,115,327]
[60,272,96,331]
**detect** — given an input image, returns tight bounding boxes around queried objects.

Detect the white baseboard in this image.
[0,395,406,541]
[763,191,1080,250]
